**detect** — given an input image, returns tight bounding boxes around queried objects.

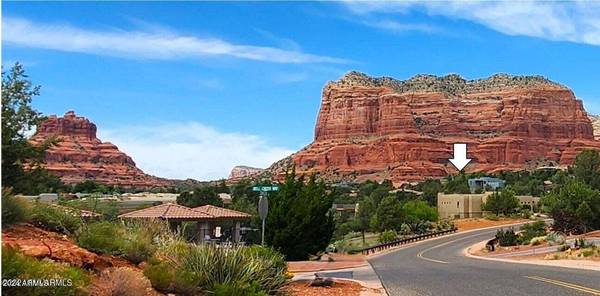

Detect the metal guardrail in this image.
[361,227,458,255]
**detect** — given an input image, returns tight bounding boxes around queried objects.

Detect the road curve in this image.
[368,225,600,296]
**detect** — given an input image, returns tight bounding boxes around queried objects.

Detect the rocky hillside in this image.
[228,165,264,182]
[30,111,173,188]
[267,72,600,186]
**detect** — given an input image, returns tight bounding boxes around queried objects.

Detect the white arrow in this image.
[449,143,471,171]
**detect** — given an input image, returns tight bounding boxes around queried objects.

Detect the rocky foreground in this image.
[267,72,600,186]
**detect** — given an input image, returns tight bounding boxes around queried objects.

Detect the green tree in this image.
[402,200,438,233]
[482,189,519,216]
[542,180,600,234]
[2,63,63,194]
[571,149,600,189]
[372,196,403,232]
[443,174,471,194]
[265,171,335,260]
[177,186,223,208]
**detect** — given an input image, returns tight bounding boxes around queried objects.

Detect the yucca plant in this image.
[148,243,288,294]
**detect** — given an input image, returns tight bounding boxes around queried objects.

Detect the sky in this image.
[3,1,600,181]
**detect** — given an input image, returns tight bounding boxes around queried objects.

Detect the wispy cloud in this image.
[344,1,600,46]
[99,122,294,181]
[3,17,348,64]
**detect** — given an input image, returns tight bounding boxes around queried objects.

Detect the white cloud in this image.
[98,122,295,181]
[344,1,600,46]
[2,17,348,64]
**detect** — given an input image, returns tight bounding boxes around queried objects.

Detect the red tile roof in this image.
[193,205,252,219]
[118,203,251,220]
[118,203,213,220]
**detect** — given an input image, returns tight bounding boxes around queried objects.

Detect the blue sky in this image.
[3,1,600,180]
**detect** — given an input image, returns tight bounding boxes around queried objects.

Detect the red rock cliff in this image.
[275,72,600,186]
[30,111,172,188]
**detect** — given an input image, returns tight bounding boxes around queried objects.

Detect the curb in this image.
[464,239,600,272]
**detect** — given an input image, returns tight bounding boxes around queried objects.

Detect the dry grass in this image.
[90,267,157,296]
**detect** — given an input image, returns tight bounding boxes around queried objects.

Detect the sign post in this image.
[253,185,279,245]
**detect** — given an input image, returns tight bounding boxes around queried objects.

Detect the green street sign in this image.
[252,185,279,192]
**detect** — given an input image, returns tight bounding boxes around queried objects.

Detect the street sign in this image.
[252,185,279,192]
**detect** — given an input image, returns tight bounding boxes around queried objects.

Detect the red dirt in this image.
[454,218,527,232]
[2,224,136,271]
[282,279,366,296]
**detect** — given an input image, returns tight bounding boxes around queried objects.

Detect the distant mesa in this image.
[228,165,264,182]
[30,111,173,188]
[264,71,600,186]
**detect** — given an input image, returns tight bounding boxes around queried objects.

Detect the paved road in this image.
[369,225,600,296]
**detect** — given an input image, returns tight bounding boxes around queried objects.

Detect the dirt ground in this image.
[287,253,367,273]
[454,217,528,231]
[282,279,368,296]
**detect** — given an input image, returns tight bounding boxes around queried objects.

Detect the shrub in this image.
[211,281,268,296]
[30,203,83,235]
[143,259,173,292]
[2,188,30,226]
[2,247,89,296]
[530,236,546,246]
[546,232,566,246]
[378,230,398,244]
[96,267,152,296]
[519,221,547,245]
[146,243,288,294]
[496,228,519,246]
[557,244,570,252]
[76,222,125,254]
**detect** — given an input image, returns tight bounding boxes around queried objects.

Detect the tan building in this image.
[437,192,540,219]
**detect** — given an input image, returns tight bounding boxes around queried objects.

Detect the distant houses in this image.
[467,177,506,193]
[437,192,539,219]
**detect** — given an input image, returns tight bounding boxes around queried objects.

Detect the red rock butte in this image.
[30,111,172,188]
[267,72,600,186]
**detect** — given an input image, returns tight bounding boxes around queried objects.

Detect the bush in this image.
[2,247,89,296]
[30,203,83,235]
[557,244,570,252]
[378,230,398,244]
[519,221,547,244]
[76,222,125,254]
[530,236,546,246]
[146,243,288,294]
[2,188,30,226]
[496,228,519,246]
[143,258,173,291]
[96,267,152,296]
[211,281,268,296]
[546,232,566,246]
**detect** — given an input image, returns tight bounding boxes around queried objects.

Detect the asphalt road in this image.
[368,225,600,296]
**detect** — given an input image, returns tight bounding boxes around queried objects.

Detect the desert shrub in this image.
[2,247,89,296]
[76,222,125,254]
[519,221,547,244]
[530,236,546,246]
[143,258,173,292]
[30,202,83,235]
[484,213,499,221]
[211,281,268,296]
[581,248,596,257]
[557,244,570,252]
[96,267,152,296]
[146,243,288,294]
[378,230,398,244]
[546,232,566,246]
[2,188,30,226]
[496,228,518,246]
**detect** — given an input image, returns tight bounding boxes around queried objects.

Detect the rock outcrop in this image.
[30,111,172,188]
[269,72,600,186]
[228,165,264,181]
[589,114,600,140]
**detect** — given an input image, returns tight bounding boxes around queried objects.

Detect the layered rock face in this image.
[30,111,172,188]
[228,165,264,182]
[276,72,600,186]
[589,115,600,140]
